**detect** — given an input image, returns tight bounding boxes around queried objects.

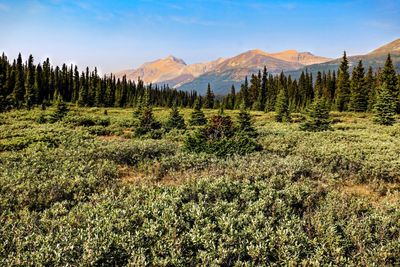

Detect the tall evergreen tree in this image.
[13,53,24,108]
[335,51,351,111]
[77,73,87,106]
[189,97,207,126]
[381,54,399,112]
[204,83,214,109]
[253,66,267,111]
[275,86,291,122]
[373,83,396,125]
[315,71,323,98]
[249,71,261,108]
[228,85,236,109]
[365,66,376,112]
[241,76,250,109]
[34,64,42,104]
[349,60,368,112]
[24,55,35,109]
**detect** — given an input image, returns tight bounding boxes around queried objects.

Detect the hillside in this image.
[115,49,330,94]
[286,39,400,80]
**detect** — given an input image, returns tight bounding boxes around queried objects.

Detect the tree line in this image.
[0,52,399,113]
[214,53,399,114]
[0,53,198,111]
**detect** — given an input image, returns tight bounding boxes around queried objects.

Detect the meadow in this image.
[1,106,399,266]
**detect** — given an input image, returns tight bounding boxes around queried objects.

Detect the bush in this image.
[189,97,207,126]
[51,98,69,122]
[165,104,186,130]
[373,83,396,126]
[134,107,162,137]
[300,97,332,132]
[237,107,258,137]
[65,115,110,127]
[185,114,261,157]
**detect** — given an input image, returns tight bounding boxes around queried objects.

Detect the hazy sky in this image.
[0,0,399,74]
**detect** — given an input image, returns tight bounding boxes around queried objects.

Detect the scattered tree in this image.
[189,97,207,126]
[165,103,186,130]
[373,83,396,125]
[204,83,215,109]
[237,103,258,137]
[275,86,291,122]
[300,97,332,132]
[335,51,351,111]
[349,60,368,112]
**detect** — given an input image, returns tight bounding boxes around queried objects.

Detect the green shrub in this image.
[237,106,258,137]
[300,97,332,132]
[134,107,162,137]
[189,97,207,126]
[65,115,110,127]
[185,114,261,157]
[51,98,69,122]
[373,83,396,126]
[165,104,186,130]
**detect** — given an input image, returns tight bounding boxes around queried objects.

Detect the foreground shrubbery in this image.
[1,176,399,266]
[0,108,399,266]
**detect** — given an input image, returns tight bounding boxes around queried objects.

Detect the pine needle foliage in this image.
[189,97,207,126]
[237,103,258,137]
[300,97,332,132]
[185,113,261,157]
[275,87,291,122]
[373,83,396,126]
[165,103,186,130]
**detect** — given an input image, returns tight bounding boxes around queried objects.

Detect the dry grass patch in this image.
[98,135,129,142]
[340,181,400,208]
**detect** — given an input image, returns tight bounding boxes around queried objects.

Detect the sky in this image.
[0,0,399,74]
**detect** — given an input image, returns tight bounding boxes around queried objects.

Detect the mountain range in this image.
[115,39,400,95]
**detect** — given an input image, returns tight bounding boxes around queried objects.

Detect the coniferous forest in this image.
[1,52,399,114]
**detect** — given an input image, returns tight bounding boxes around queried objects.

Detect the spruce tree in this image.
[335,51,351,111]
[241,76,250,109]
[77,73,87,106]
[165,103,186,130]
[381,54,399,112]
[13,53,24,108]
[135,90,161,136]
[275,86,291,122]
[189,97,207,126]
[373,83,396,125]
[315,71,323,98]
[237,102,257,137]
[300,97,332,132]
[250,72,261,108]
[253,67,267,111]
[365,66,376,112]
[204,83,214,109]
[52,95,69,122]
[133,94,143,118]
[349,60,368,112]
[24,55,35,109]
[230,85,236,109]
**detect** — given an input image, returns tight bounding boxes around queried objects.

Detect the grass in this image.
[0,106,399,266]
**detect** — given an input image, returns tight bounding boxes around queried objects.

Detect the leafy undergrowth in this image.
[0,108,400,266]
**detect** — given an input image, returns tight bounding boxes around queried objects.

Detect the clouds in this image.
[0,0,398,73]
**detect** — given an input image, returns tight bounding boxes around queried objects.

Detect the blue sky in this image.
[0,0,399,73]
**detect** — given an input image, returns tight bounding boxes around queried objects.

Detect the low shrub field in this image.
[0,107,399,266]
